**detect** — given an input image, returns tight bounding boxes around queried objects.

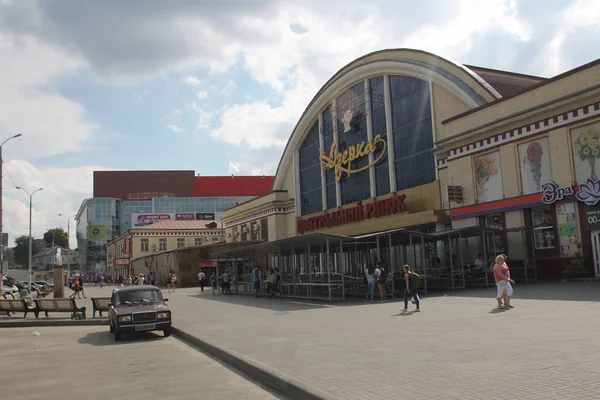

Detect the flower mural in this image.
[474,152,502,202]
[572,123,600,182]
[519,138,551,194]
[575,177,600,206]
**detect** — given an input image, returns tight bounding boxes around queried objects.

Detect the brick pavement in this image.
[160,283,600,400]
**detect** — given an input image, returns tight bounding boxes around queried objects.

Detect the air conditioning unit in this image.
[227,233,232,238]
[241,226,248,233]
[152,245,157,253]
[252,225,259,231]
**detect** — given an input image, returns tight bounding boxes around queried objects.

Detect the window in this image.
[260,218,269,241]
[141,239,149,252]
[485,213,505,253]
[159,239,167,251]
[194,238,202,246]
[370,76,390,196]
[532,206,555,249]
[177,238,185,248]
[322,106,337,209]
[389,76,435,191]
[299,121,323,215]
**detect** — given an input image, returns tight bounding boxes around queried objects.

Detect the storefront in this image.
[438,59,600,280]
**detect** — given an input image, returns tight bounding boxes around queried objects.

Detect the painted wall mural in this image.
[571,121,600,184]
[474,151,503,203]
[518,138,552,195]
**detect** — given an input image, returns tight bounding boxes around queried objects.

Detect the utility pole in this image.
[0,134,22,274]
[17,186,43,291]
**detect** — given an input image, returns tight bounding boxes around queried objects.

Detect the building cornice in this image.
[224,205,296,228]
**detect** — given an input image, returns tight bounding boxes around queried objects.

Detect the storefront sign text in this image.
[297,194,407,234]
[585,204,600,230]
[319,135,386,182]
[541,182,574,205]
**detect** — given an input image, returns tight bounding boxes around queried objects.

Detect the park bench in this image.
[0,298,35,318]
[91,297,111,318]
[33,298,86,319]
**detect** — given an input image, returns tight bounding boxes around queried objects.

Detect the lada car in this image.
[108,285,171,341]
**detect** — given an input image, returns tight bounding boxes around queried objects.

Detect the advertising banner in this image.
[123,237,131,255]
[88,225,107,241]
[114,258,130,266]
[132,214,172,227]
[176,213,195,220]
[196,213,215,220]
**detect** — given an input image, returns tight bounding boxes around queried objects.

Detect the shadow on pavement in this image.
[188,293,333,312]
[427,282,600,303]
[78,330,164,346]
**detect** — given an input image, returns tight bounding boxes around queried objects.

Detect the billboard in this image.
[88,225,107,241]
[93,170,195,200]
[132,212,218,227]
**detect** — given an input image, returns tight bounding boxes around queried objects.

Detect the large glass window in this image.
[322,106,337,209]
[370,76,389,196]
[389,76,435,191]
[337,81,371,205]
[299,121,323,215]
[532,206,555,249]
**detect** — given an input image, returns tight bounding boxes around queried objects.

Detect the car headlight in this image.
[157,312,170,320]
[118,315,132,322]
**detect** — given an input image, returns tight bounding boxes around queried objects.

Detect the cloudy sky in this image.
[0,0,599,248]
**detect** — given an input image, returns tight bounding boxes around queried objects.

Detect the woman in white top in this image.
[365,266,376,301]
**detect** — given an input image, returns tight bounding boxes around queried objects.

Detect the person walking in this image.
[198,270,206,292]
[221,270,232,295]
[167,273,173,293]
[493,255,513,309]
[374,263,387,302]
[70,277,82,299]
[252,266,261,297]
[209,272,217,295]
[365,265,376,301]
[401,264,420,312]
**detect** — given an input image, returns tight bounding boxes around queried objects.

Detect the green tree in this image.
[43,228,69,248]
[13,236,41,267]
[2,247,15,268]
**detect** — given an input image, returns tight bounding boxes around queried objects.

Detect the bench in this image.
[0,299,35,318]
[91,297,111,318]
[33,298,86,319]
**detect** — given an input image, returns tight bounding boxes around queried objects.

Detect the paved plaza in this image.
[4,283,600,399]
[2,326,287,400]
[164,283,600,400]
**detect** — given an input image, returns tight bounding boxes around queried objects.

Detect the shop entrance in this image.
[591,230,600,276]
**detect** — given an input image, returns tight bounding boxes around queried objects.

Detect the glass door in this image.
[591,231,600,277]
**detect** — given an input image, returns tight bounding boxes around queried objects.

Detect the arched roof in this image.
[272,48,500,190]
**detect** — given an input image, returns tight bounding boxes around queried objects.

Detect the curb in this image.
[0,319,108,328]
[172,327,331,400]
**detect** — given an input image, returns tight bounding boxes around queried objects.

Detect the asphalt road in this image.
[2,326,288,400]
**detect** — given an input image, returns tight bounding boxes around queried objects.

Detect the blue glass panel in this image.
[299,121,323,215]
[370,76,389,196]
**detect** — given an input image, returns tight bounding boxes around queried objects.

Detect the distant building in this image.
[75,171,274,275]
[104,220,225,278]
[31,247,79,272]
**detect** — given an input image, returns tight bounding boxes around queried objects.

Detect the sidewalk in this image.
[166,283,600,400]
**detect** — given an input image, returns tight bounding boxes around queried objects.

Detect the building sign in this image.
[541,182,575,205]
[447,186,463,203]
[297,194,407,234]
[114,258,130,266]
[127,192,176,201]
[585,204,600,230]
[196,212,215,220]
[319,134,387,182]
[123,238,131,256]
[575,177,600,206]
[88,225,107,241]
[176,213,195,220]
[133,214,172,227]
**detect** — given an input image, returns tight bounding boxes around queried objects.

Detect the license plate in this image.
[134,324,156,331]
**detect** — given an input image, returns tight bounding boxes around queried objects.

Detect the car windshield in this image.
[116,289,163,305]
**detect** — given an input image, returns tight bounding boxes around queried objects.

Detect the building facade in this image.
[76,172,274,274]
[437,59,600,280]
[31,247,79,272]
[219,49,600,296]
[105,220,225,278]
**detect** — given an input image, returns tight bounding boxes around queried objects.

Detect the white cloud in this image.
[195,89,209,99]
[2,160,109,248]
[182,76,203,87]
[165,124,183,133]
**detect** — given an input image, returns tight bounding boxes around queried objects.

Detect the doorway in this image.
[591,230,600,276]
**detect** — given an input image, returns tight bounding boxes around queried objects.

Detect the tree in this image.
[2,247,15,268]
[43,228,69,249]
[14,236,41,267]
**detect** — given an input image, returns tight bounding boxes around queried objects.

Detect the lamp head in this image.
[13,134,22,138]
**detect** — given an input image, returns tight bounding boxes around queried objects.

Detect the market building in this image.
[104,220,225,279]
[216,49,600,301]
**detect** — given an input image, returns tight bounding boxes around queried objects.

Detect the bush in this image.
[562,244,591,278]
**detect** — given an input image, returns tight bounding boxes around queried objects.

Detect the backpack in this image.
[410,272,421,289]
[379,268,387,281]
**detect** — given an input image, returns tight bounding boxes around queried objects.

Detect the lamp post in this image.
[58,213,76,276]
[16,186,43,292]
[0,134,22,274]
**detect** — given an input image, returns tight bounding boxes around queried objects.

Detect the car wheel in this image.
[114,330,123,342]
[163,328,171,337]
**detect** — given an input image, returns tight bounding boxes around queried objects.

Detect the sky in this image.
[0,0,599,248]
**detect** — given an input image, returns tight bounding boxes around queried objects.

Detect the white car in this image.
[2,278,19,296]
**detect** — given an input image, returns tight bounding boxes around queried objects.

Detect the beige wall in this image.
[433,83,474,142]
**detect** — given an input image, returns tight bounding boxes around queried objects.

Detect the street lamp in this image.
[58,213,76,276]
[16,186,43,292]
[0,134,22,274]
[58,213,76,249]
